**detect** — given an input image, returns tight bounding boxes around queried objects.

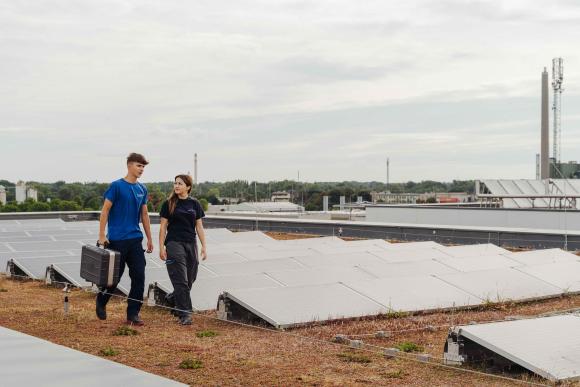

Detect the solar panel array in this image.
[2,219,580,329]
[0,326,186,387]
[446,314,580,382]
[481,179,580,208]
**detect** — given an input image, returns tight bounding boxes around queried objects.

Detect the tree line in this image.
[0,179,474,212]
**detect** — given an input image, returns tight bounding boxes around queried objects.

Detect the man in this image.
[96,153,154,326]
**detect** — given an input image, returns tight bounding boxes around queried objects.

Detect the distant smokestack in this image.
[194,153,198,186]
[541,67,550,179]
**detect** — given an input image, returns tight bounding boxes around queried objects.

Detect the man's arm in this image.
[141,204,154,253]
[98,199,113,246]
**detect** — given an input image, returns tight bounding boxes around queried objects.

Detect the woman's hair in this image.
[168,174,193,215]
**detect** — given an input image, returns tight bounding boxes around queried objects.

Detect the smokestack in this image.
[541,67,550,179]
[194,153,198,186]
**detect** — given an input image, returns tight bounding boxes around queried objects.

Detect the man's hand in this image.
[146,239,154,254]
[159,247,167,261]
[200,247,207,261]
[98,235,109,248]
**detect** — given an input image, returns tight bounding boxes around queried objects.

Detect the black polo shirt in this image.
[159,197,205,244]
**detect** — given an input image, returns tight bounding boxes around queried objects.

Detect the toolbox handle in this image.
[96,240,109,248]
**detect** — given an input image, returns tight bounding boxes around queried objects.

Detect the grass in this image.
[100,346,119,356]
[395,341,424,353]
[337,352,372,364]
[179,358,203,369]
[196,329,218,338]
[384,370,403,379]
[112,326,139,336]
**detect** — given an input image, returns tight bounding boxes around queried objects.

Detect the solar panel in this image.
[344,275,481,312]
[9,256,79,280]
[0,235,53,242]
[342,239,392,249]
[266,266,376,287]
[446,315,580,382]
[201,251,248,264]
[310,245,385,255]
[235,246,318,261]
[203,257,306,276]
[7,240,83,252]
[370,248,451,263]
[274,236,345,248]
[385,241,443,250]
[436,268,563,302]
[515,261,580,292]
[438,243,509,258]
[221,282,388,329]
[0,326,187,387]
[48,262,92,287]
[357,260,459,278]
[155,273,283,311]
[435,254,521,272]
[0,231,29,238]
[292,252,387,268]
[506,248,580,265]
[27,229,93,236]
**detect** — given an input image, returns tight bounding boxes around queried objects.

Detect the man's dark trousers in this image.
[96,237,146,319]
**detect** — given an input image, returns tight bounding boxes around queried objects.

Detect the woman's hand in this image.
[159,246,167,261]
[200,247,207,261]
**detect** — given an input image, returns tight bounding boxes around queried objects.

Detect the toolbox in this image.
[80,244,121,288]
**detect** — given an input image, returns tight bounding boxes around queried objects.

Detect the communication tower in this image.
[552,58,564,163]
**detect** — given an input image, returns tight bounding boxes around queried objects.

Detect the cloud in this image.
[2,1,580,182]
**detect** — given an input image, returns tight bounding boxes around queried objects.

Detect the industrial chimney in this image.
[540,67,550,179]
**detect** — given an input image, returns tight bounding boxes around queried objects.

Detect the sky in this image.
[2,0,580,183]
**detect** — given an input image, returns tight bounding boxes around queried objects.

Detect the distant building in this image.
[15,181,27,204]
[14,181,38,203]
[551,160,580,179]
[271,191,291,202]
[370,191,473,205]
[207,201,304,214]
[0,186,6,205]
[26,188,38,201]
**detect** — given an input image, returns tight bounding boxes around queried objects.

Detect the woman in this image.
[159,174,207,325]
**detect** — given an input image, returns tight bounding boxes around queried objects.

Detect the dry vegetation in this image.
[1,234,580,386]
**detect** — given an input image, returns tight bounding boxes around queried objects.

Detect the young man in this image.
[96,153,154,326]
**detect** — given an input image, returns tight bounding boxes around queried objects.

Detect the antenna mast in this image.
[552,58,564,163]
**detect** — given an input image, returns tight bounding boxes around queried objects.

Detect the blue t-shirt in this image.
[104,179,148,241]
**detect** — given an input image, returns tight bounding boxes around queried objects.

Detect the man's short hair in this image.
[127,153,149,165]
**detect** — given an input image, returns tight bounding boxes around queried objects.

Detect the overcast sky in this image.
[2,0,580,183]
